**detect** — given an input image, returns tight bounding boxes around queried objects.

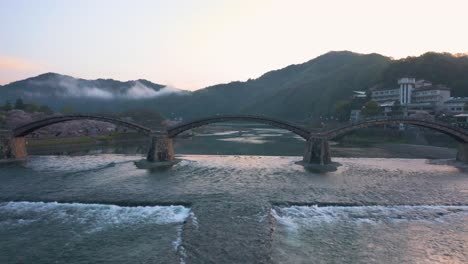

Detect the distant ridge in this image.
[0,72,185,113]
[2,51,468,120]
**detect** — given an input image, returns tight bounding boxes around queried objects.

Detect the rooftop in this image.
[372,87,399,92]
[414,84,451,91]
[379,101,395,107]
[353,91,366,95]
[372,78,450,92]
[444,97,468,104]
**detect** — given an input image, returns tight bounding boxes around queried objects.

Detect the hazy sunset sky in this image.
[1,0,467,90]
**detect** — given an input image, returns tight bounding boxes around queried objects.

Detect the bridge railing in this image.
[12,114,154,137]
[167,114,311,138]
[330,116,468,136]
[352,116,467,127]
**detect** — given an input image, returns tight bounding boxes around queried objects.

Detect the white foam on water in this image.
[292,135,306,141]
[173,212,199,264]
[0,201,192,263]
[177,155,305,172]
[173,224,189,264]
[272,205,468,231]
[24,155,141,173]
[336,158,460,173]
[0,218,37,227]
[252,128,289,133]
[0,201,190,231]
[198,131,241,136]
[256,133,284,137]
[189,211,199,230]
[217,137,270,144]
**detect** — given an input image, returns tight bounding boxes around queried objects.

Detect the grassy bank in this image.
[335,134,409,147]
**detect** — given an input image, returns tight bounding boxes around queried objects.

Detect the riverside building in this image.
[444,97,468,114]
[371,78,451,116]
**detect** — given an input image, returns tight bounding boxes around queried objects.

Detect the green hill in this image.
[154,51,392,120]
[1,51,467,121]
[380,52,468,96]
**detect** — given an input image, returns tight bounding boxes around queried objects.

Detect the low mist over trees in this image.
[0,99,52,114]
[1,51,467,121]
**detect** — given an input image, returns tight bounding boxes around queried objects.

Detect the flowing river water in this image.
[0,126,467,263]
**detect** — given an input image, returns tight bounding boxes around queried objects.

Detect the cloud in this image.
[124,82,186,99]
[27,76,187,99]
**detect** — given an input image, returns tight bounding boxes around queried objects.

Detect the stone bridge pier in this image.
[146,132,175,162]
[0,131,28,160]
[302,137,331,165]
[456,143,468,163]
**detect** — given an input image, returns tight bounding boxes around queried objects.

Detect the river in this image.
[0,125,467,263]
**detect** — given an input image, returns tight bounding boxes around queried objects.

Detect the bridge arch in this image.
[322,118,468,143]
[13,114,153,137]
[167,115,311,139]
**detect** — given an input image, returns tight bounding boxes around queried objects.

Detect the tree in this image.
[361,101,382,117]
[39,105,53,114]
[61,106,74,114]
[0,112,5,125]
[391,100,404,116]
[24,103,40,113]
[3,101,12,111]
[334,97,368,122]
[334,100,352,122]
[14,98,25,110]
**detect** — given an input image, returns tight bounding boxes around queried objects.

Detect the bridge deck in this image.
[13,114,153,137]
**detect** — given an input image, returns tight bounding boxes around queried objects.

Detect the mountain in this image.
[152,51,392,120]
[154,51,468,120]
[379,52,468,96]
[1,51,467,121]
[0,73,187,113]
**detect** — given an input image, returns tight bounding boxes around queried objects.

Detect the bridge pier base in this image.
[302,137,331,165]
[0,132,28,160]
[456,143,468,163]
[146,133,174,162]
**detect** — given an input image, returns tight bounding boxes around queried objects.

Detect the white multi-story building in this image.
[409,84,451,114]
[371,88,400,104]
[444,97,468,114]
[398,77,416,105]
[371,78,451,115]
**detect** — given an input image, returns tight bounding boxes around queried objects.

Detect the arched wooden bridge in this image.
[2,114,468,165]
[320,118,468,142]
[13,114,153,137]
[167,115,310,139]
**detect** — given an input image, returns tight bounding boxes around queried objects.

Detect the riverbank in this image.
[331,143,456,159]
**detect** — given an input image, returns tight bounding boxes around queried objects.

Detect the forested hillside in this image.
[1,51,467,121]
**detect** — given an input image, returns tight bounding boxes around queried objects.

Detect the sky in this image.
[1,0,467,90]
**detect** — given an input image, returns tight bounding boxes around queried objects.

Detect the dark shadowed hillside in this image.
[0,73,183,113]
[1,51,467,121]
[380,52,468,96]
[153,51,392,120]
